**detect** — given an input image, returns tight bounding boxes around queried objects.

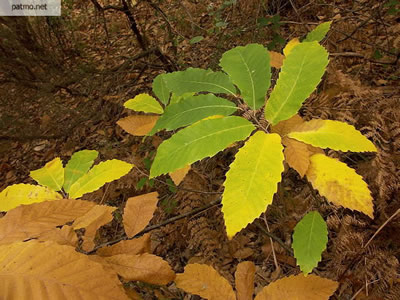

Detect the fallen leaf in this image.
[175,264,236,300]
[37,225,78,247]
[123,192,159,238]
[96,234,151,257]
[73,205,116,251]
[254,274,338,300]
[235,261,256,300]
[169,165,191,185]
[103,253,175,285]
[269,51,284,68]
[117,115,159,136]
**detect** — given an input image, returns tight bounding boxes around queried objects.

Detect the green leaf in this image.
[163,68,236,96]
[222,132,284,238]
[68,160,133,199]
[150,116,255,178]
[124,93,164,114]
[30,158,64,191]
[220,44,271,110]
[292,211,328,274]
[304,21,332,43]
[149,94,237,135]
[152,74,170,105]
[265,42,329,125]
[170,92,195,105]
[288,119,377,152]
[189,36,204,44]
[63,150,99,193]
[0,184,62,212]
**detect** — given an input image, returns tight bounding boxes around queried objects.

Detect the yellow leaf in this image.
[175,264,236,300]
[0,241,129,300]
[0,183,62,212]
[283,137,311,177]
[222,132,284,238]
[37,225,78,247]
[102,253,175,285]
[288,119,377,152]
[254,274,338,300]
[124,93,164,114]
[269,51,284,68]
[235,261,256,300]
[270,114,304,136]
[96,234,150,257]
[283,38,300,56]
[73,205,116,251]
[123,192,158,238]
[30,157,64,191]
[306,154,374,217]
[169,165,191,185]
[117,115,159,136]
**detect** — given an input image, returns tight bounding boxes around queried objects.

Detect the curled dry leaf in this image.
[169,165,191,185]
[96,234,151,257]
[102,253,175,285]
[0,199,95,246]
[175,264,236,300]
[117,115,159,136]
[0,241,129,300]
[73,205,116,251]
[123,192,159,238]
[254,274,338,300]
[235,261,256,300]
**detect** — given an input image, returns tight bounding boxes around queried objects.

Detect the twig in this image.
[88,198,222,254]
[263,215,280,270]
[254,221,293,255]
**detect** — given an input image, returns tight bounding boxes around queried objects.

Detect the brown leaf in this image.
[283,137,312,177]
[37,225,78,247]
[117,115,159,136]
[271,114,304,136]
[254,274,339,300]
[0,199,95,246]
[0,241,129,300]
[269,51,284,69]
[169,165,191,185]
[73,205,116,251]
[96,234,151,257]
[175,264,236,300]
[123,192,158,238]
[233,247,254,259]
[103,253,175,285]
[235,261,256,300]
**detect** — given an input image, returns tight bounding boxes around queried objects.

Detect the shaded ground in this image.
[0,0,399,299]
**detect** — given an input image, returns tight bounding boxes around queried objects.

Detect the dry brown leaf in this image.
[0,241,129,300]
[175,264,236,300]
[73,205,116,251]
[123,192,159,238]
[271,114,304,136]
[169,165,191,185]
[37,225,78,247]
[117,115,159,136]
[269,51,284,68]
[103,253,175,285]
[254,274,339,300]
[0,199,95,246]
[96,234,151,257]
[235,261,256,300]
[283,137,312,177]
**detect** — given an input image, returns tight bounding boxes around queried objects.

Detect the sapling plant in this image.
[119,21,377,278]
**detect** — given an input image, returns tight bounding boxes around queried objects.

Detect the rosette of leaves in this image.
[0,150,133,211]
[122,22,377,241]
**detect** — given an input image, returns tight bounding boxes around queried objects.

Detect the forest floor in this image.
[0,0,399,299]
